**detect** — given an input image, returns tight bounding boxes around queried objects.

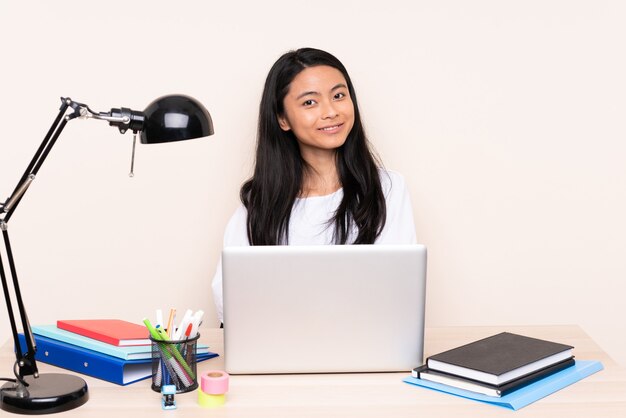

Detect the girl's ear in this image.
[277,114,291,131]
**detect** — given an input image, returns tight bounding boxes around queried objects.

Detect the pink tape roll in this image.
[200,370,229,395]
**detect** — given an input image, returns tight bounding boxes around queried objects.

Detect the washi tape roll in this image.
[200,370,229,395]
[198,391,225,408]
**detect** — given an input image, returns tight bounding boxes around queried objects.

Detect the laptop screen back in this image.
[222,244,427,374]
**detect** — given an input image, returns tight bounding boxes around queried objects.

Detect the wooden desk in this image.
[1,325,625,417]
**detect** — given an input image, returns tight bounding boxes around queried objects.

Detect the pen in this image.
[173,309,193,341]
[184,323,193,338]
[189,310,204,338]
[156,309,164,328]
[155,359,163,386]
[143,318,162,341]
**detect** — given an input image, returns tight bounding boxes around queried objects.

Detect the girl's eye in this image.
[303,99,316,106]
[334,92,346,100]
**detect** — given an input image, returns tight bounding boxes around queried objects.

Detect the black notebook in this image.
[426,332,574,385]
[413,357,575,397]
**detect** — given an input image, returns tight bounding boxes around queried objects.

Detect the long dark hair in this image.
[241,47,386,245]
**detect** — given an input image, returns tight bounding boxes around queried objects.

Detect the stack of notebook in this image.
[17,319,217,385]
[405,332,603,410]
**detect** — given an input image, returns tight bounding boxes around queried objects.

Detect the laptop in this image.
[222,244,427,374]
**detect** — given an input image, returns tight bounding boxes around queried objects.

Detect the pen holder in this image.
[150,334,200,393]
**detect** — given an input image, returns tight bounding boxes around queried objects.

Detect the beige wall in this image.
[1,1,625,365]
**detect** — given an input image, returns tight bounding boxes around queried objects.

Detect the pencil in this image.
[166,308,176,339]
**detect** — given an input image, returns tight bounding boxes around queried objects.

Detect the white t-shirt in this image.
[211,169,416,323]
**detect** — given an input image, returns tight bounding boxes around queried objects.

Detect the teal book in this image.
[403,360,603,410]
[32,324,211,360]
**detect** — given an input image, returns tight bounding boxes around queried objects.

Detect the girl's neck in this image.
[300,151,341,197]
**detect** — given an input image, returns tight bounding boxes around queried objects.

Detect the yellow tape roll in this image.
[198,391,226,408]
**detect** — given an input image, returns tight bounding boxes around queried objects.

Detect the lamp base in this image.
[0,373,88,415]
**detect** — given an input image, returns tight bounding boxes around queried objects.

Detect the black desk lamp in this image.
[0,95,214,414]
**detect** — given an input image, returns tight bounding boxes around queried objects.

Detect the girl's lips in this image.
[318,123,343,133]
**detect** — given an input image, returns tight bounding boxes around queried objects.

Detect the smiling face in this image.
[278,65,355,161]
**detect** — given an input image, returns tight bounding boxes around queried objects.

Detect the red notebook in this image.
[57,319,151,346]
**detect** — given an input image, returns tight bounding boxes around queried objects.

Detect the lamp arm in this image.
[2,98,145,221]
[0,98,81,382]
[0,226,39,382]
[0,97,111,382]
[0,97,147,383]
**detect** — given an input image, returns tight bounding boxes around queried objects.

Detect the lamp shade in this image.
[140,94,214,144]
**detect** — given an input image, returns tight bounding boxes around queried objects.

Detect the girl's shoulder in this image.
[378,168,407,194]
[223,204,250,246]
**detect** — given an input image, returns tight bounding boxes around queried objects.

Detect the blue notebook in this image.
[403,360,603,410]
[18,333,218,385]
